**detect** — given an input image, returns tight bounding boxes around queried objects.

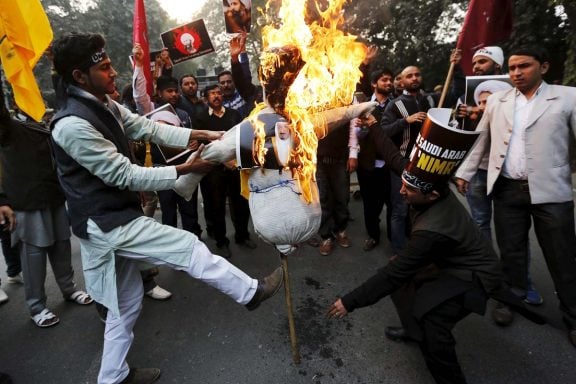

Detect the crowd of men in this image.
[0,27,575,384]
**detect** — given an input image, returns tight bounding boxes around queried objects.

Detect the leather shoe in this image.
[216,244,232,259]
[384,326,415,342]
[492,304,514,326]
[563,315,576,347]
[363,238,378,251]
[246,266,284,311]
[237,238,257,249]
[120,368,161,384]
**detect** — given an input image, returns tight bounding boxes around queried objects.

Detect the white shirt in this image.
[502,85,543,180]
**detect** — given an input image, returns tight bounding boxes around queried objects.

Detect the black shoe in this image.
[363,238,378,251]
[492,304,514,326]
[307,236,321,247]
[95,302,108,324]
[237,238,257,249]
[0,372,13,384]
[384,326,415,342]
[563,315,576,347]
[120,368,161,384]
[246,267,284,311]
[216,244,232,259]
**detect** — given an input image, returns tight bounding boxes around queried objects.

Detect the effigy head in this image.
[258,45,305,116]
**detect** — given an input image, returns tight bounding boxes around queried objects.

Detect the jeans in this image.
[389,172,409,253]
[1,229,21,278]
[465,169,492,240]
[493,176,576,316]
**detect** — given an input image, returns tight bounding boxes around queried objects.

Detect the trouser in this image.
[418,295,471,384]
[465,169,492,241]
[493,176,576,316]
[1,229,21,278]
[157,188,202,236]
[316,158,350,239]
[84,217,258,383]
[226,169,251,243]
[389,172,409,253]
[356,165,391,242]
[19,240,77,315]
[201,167,229,246]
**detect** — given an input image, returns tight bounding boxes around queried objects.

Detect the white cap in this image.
[473,80,512,105]
[473,46,504,67]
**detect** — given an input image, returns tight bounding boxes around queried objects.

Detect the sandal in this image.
[66,290,94,305]
[31,308,60,328]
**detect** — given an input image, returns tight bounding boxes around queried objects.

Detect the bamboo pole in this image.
[280,253,301,364]
[438,61,456,109]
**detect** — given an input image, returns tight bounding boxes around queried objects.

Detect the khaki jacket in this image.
[456,82,576,204]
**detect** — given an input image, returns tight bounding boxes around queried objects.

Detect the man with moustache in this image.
[177,73,206,129]
[195,84,256,258]
[354,68,395,251]
[132,44,204,242]
[381,66,438,253]
[50,32,283,383]
[455,45,576,346]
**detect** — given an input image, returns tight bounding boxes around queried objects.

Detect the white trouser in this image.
[86,217,258,383]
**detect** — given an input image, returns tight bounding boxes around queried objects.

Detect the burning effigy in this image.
[174,0,373,254]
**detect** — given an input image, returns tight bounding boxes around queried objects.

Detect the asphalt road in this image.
[1,186,575,384]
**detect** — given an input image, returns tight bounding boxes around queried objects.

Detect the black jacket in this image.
[0,118,65,211]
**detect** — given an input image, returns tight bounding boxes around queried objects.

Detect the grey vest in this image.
[51,88,142,239]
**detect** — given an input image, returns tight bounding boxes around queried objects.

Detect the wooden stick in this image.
[281,254,301,364]
[438,61,456,108]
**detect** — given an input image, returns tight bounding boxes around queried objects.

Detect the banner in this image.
[403,108,480,192]
[133,0,154,96]
[0,0,52,122]
[456,0,513,75]
[160,19,215,64]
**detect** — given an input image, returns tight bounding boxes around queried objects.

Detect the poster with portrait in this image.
[222,0,252,34]
[160,19,215,64]
[461,74,513,130]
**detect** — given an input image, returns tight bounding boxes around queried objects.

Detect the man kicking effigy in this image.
[327,109,546,384]
[50,32,283,384]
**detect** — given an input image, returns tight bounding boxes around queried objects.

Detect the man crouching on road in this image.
[50,32,282,384]
[327,111,546,384]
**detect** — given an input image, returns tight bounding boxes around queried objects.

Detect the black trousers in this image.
[356,165,391,242]
[493,176,576,316]
[200,167,251,246]
[418,295,471,384]
[392,272,477,384]
[157,188,201,236]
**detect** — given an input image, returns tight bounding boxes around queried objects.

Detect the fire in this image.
[257,0,367,203]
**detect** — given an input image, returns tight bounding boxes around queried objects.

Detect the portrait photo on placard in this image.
[222,0,252,34]
[160,19,215,64]
[461,74,513,130]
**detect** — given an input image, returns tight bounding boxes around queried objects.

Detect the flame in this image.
[258,0,367,203]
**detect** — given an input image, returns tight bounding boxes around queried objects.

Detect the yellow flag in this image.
[0,0,53,122]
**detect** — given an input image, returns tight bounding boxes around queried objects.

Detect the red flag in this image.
[456,0,514,75]
[133,0,153,96]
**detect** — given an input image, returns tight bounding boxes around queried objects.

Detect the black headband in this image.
[78,48,108,71]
